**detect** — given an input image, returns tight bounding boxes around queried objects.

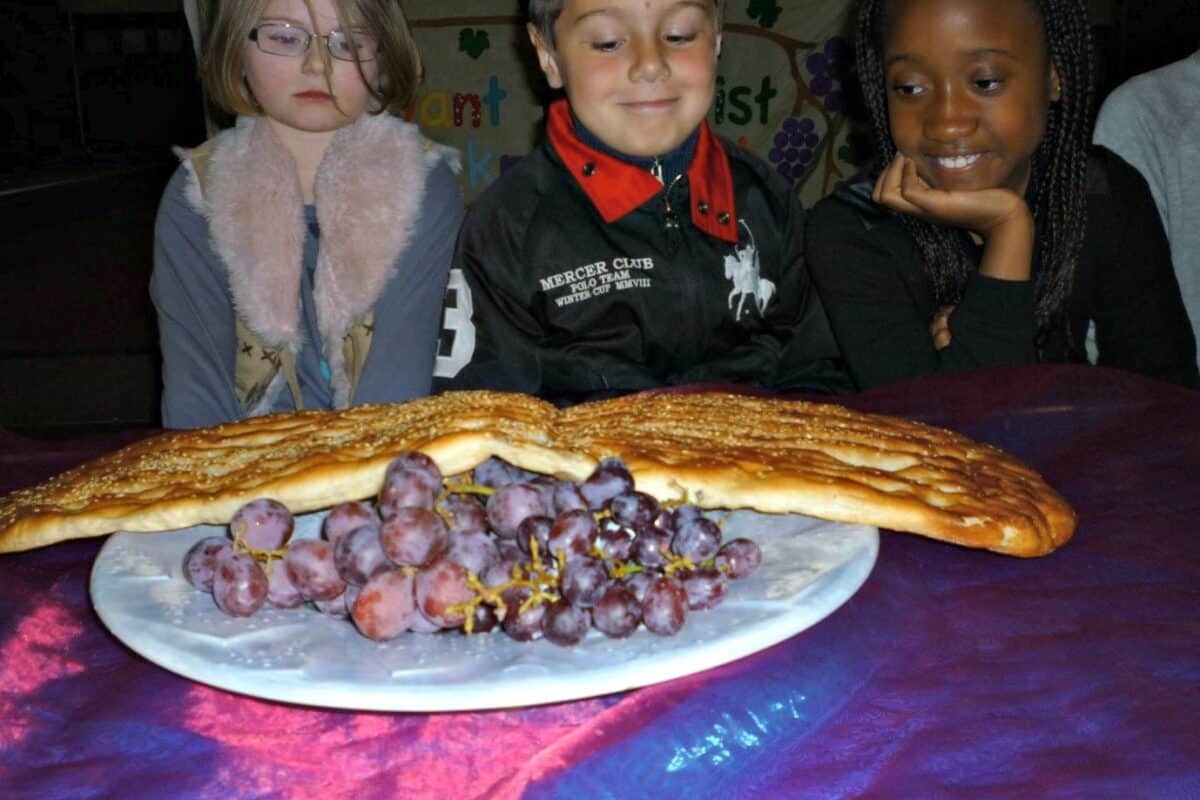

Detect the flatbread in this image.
[0,390,1075,557]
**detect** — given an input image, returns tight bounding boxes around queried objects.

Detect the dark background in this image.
[0,0,1196,436]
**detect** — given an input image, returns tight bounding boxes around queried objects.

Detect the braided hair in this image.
[854,0,1093,349]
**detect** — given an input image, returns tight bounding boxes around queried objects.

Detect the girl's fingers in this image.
[873,155,902,203]
[898,158,936,207]
[930,304,955,350]
[875,156,923,215]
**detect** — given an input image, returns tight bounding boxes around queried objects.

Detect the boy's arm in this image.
[433,205,544,395]
[771,194,854,394]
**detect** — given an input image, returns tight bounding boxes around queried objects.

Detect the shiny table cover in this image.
[2,365,1197,799]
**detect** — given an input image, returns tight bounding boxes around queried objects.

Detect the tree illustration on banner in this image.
[725,7,866,197]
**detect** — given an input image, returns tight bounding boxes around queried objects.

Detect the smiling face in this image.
[531,0,721,158]
[243,0,377,138]
[882,0,1061,194]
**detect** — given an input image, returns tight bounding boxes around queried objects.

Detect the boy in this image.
[434,0,849,403]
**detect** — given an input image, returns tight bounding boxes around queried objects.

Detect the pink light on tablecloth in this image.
[0,597,87,747]
[176,678,620,799]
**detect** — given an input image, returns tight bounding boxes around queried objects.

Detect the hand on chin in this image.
[873,153,1029,238]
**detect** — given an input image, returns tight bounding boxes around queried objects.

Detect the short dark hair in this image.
[527,0,725,52]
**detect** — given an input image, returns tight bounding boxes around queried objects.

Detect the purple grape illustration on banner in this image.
[768,117,820,183]
[806,36,849,113]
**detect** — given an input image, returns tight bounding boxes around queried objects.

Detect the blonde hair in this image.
[200,0,422,117]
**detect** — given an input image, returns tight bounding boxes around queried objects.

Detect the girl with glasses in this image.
[151,0,463,428]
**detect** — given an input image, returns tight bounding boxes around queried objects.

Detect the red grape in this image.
[378,467,437,516]
[672,516,722,561]
[379,507,448,567]
[681,567,728,610]
[594,520,636,561]
[622,571,656,604]
[515,515,553,556]
[441,495,488,536]
[592,585,641,638]
[548,509,596,561]
[633,528,672,568]
[502,602,546,642]
[552,481,589,514]
[471,603,499,633]
[446,529,500,576]
[312,589,352,618]
[561,557,610,608]
[322,501,379,549]
[609,490,658,527]
[265,559,304,608]
[183,536,231,591]
[542,600,589,646]
[352,569,417,641]
[579,459,634,510]
[213,549,268,617]
[487,483,547,538]
[283,539,347,602]
[384,451,442,494]
[641,576,688,636]
[471,456,533,488]
[716,538,762,579]
[230,499,294,551]
[334,523,389,585]
[414,556,474,627]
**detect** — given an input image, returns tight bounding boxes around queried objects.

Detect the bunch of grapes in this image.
[806,36,849,113]
[183,454,762,647]
[769,117,821,183]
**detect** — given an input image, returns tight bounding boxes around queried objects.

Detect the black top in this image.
[806,146,1198,390]
[433,101,851,405]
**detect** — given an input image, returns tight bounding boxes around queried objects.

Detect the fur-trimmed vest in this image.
[178,113,453,416]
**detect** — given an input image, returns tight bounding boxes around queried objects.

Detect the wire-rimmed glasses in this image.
[249,22,378,62]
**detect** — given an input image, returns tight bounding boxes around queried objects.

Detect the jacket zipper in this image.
[652,158,683,255]
[662,175,683,230]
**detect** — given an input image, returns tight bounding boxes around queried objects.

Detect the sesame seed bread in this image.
[0,390,1075,557]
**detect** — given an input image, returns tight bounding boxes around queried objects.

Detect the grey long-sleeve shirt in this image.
[1094,50,1200,371]
[150,159,463,429]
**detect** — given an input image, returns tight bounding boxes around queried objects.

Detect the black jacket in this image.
[806,147,1198,390]
[433,100,850,405]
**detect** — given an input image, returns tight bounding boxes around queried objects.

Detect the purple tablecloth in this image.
[2,365,1197,798]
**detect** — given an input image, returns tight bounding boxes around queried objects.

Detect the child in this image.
[151,0,463,428]
[1094,48,1200,372]
[806,0,1198,390]
[433,0,850,404]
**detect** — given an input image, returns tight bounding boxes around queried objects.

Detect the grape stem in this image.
[230,522,288,569]
[447,536,562,634]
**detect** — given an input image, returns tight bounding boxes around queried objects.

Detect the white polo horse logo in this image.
[724,220,775,321]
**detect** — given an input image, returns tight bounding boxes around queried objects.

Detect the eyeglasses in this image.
[249,22,378,62]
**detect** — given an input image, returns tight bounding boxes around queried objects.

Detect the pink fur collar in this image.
[184,113,438,406]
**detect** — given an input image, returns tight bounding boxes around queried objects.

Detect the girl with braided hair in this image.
[806,0,1197,389]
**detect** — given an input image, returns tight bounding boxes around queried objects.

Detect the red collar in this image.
[545,99,738,243]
